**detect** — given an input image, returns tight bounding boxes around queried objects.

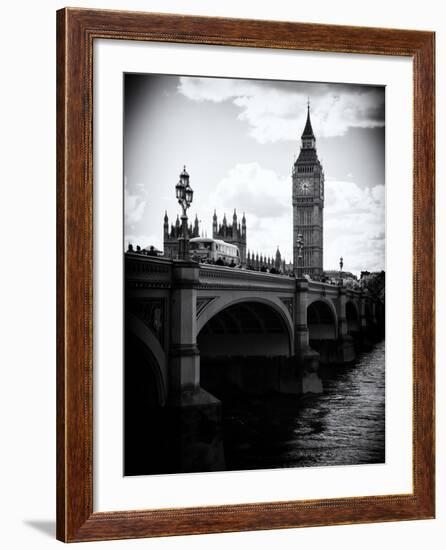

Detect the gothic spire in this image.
[301,99,315,140]
[193,213,199,237]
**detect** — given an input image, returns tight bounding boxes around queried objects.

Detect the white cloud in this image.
[125,177,147,228]
[201,162,293,261]
[324,180,385,273]
[178,77,384,143]
[177,78,259,103]
[210,162,289,217]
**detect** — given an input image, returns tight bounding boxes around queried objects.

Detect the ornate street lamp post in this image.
[175,165,194,260]
[296,233,304,278]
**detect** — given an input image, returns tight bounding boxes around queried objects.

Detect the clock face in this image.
[298,179,313,195]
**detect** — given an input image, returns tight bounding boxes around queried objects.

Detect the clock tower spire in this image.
[292,100,324,278]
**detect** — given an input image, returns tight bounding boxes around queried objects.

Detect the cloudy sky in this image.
[124,74,385,273]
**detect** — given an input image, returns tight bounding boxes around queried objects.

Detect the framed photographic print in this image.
[56,8,435,542]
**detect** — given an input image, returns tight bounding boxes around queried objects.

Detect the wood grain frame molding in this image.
[57,8,435,542]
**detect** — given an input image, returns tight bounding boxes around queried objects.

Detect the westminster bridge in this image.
[125,252,383,402]
[124,251,384,474]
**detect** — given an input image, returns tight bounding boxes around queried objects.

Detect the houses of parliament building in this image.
[163,209,247,266]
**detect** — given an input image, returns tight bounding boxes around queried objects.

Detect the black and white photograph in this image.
[123,73,386,476]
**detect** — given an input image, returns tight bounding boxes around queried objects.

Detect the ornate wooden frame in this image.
[56,7,435,542]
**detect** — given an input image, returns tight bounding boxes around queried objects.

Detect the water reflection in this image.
[124,340,385,475]
[218,340,385,471]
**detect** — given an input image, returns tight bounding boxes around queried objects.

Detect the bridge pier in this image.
[335,289,356,363]
[368,301,381,340]
[169,261,201,394]
[168,260,225,472]
[359,294,382,349]
[358,294,372,349]
[279,280,321,394]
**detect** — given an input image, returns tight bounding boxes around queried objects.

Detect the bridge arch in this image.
[124,314,170,475]
[125,312,167,405]
[196,295,294,355]
[197,296,294,356]
[307,299,338,341]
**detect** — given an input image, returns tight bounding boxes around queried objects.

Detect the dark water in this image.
[219,340,385,471]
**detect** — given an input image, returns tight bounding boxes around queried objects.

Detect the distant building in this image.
[163,209,247,265]
[324,269,357,280]
[323,269,359,288]
[245,247,292,275]
[360,271,385,298]
[274,246,282,271]
[163,210,200,259]
[213,209,247,267]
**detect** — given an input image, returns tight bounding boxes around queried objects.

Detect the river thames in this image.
[125,339,385,475]
[217,340,385,471]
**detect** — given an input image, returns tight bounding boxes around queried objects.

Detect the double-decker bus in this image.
[189,237,241,266]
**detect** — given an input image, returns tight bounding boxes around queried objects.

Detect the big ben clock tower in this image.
[292,101,324,278]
